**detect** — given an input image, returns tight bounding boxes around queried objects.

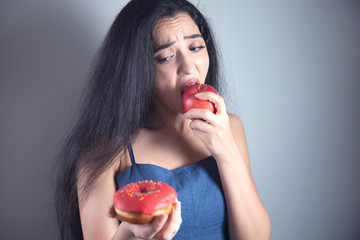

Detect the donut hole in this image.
[140,187,150,194]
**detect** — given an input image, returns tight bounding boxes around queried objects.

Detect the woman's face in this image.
[152,13,210,114]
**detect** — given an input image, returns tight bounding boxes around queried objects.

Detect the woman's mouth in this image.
[180,79,200,95]
[181,83,198,95]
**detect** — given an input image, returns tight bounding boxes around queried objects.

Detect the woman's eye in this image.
[157,55,172,63]
[190,45,205,52]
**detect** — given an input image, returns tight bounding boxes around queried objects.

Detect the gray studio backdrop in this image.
[1,0,359,239]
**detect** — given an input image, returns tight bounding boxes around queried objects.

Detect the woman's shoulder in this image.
[76,146,129,193]
[113,147,132,174]
[228,113,245,132]
[228,113,250,166]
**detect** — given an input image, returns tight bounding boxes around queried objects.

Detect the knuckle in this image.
[193,119,200,127]
[173,218,182,227]
[134,229,150,239]
[208,137,215,147]
[218,95,224,103]
[144,231,156,239]
[133,232,144,239]
[176,220,182,229]
[153,221,164,232]
[193,130,201,138]
[218,125,225,134]
[204,110,212,119]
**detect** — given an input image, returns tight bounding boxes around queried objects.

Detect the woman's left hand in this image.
[183,92,237,158]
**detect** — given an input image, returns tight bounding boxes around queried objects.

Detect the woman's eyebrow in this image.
[154,41,176,53]
[184,34,202,40]
[154,34,203,53]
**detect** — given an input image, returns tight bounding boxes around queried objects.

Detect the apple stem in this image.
[197,83,201,91]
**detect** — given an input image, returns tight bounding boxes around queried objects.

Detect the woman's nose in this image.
[177,52,195,75]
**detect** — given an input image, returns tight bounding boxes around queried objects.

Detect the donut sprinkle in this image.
[116,180,163,201]
[114,180,177,215]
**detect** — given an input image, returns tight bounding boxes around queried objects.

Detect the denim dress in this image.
[115,142,229,239]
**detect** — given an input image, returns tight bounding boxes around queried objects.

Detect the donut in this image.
[113,180,177,224]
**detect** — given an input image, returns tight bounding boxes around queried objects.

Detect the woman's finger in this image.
[189,118,214,133]
[146,214,169,238]
[154,201,182,239]
[194,92,226,115]
[122,214,168,239]
[184,108,216,124]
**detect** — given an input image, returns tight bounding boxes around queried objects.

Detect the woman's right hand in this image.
[107,201,182,240]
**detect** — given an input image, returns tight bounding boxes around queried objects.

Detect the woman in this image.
[54,0,271,239]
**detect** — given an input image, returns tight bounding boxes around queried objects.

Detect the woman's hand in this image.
[184,92,237,158]
[106,201,182,240]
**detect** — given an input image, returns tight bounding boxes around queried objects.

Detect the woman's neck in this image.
[144,99,190,134]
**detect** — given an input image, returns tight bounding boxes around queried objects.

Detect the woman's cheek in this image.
[197,53,210,82]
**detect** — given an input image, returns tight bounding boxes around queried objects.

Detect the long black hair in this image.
[54,0,221,239]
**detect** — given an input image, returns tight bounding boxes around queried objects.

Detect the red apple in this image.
[181,83,218,114]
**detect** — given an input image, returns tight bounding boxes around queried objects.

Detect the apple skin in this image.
[181,83,218,114]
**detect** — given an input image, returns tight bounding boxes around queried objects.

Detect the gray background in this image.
[1,0,359,239]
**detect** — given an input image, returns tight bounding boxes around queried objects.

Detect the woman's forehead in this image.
[152,13,200,44]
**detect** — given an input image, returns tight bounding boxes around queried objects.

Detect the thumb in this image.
[106,204,117,218]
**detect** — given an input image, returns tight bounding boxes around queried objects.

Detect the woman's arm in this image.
[184,92,271,240]
[77,164,131,240]
[217,114,271,239]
